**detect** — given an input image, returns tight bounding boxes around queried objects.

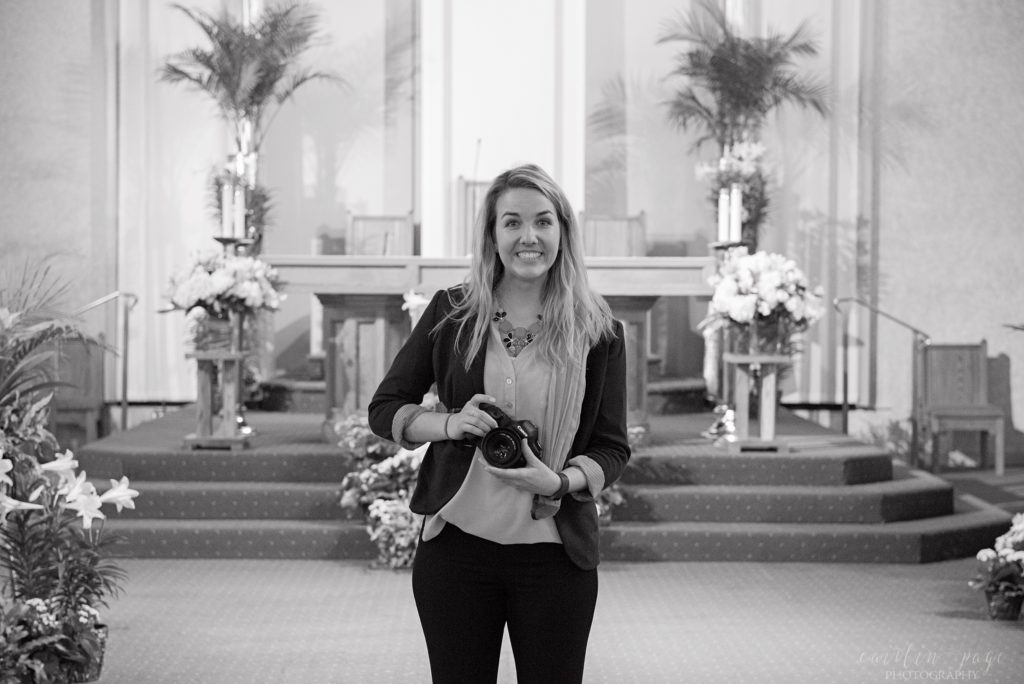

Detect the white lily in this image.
[62,472,97,503]
[0,492,44,524]
[0,458,12,487]
[65,491,106,530]
[99,476,139,512]
[40,450,80,489]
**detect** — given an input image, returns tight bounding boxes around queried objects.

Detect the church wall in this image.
[866,0,1024,464]
[0,0,113,324]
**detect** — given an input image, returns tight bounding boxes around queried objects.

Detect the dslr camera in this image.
[466,403,543,469]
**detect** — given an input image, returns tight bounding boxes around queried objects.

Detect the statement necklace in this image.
[493,309,542,358]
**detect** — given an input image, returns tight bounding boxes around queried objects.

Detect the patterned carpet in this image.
[96,557,1024,684]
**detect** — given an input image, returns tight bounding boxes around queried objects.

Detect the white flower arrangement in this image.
[167,249,285,320]
[969,515,1024,608]
[366,498,421,569]
[700,247,825,354]
[340,438,427,570]
[995,513,1024,554]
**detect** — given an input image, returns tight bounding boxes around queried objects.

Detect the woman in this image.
[368,163,630,683]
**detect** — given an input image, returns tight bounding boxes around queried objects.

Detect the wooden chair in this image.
[346,212,415,256]
[915,340,1005,475]
[579,211,647,257]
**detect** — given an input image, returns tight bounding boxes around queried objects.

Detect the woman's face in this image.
[493,188,561,287]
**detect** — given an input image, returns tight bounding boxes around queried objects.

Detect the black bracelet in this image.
[443,413,453,440]
[551,471,571,499]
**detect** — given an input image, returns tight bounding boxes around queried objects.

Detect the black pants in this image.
[412,523,598,684]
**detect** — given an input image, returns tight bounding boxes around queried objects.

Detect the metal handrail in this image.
[832,297,930,436]
[73,291,138,431]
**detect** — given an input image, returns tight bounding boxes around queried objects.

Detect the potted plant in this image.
[1,265,140,682]
[969,514,1024,620]
[657,0,828,249]
[160,1,343,253]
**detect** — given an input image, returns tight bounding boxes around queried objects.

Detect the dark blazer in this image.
[368,285,630,570]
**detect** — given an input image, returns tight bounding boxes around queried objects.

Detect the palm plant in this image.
[0,260,82,413]
[160,2,343,252]
[160,2,342,157]
[658,0,829,153]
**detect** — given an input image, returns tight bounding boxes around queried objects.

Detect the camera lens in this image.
[482,430,521,468]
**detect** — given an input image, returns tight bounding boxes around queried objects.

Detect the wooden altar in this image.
[265,255,714,427]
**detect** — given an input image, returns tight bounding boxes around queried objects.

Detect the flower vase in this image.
[194,314,233,352]
[66,623,108,683]
[984,590,1024,620]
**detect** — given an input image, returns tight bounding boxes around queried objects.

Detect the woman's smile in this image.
[494,188,561,284]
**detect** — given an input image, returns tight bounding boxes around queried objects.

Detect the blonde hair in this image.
[436,163,616,370]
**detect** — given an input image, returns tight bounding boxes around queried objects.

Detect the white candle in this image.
[220,182,233,238]
[717,188,730,243]
[233,186,246,239]
[729,183,743,243]
[240,119,252,155]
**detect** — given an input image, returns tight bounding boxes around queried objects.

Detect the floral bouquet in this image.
[699,247,825,355]
[166,249,285,323]
[340,444,425,569]
[366,498,421,569]
[340,445,423,517]
[696,140,770,245]
[969,514,1024,619]
[332,412,402,466]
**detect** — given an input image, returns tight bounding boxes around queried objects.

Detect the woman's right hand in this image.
[446,394,498,441]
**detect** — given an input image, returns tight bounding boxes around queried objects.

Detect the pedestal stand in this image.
[723,352,791,453]
[184,350,250,450]
[214,237,255,438]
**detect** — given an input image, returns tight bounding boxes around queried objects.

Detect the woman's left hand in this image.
[481,439,561,497]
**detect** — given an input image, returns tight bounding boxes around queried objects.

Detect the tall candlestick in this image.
[717,188,730,243]
[234,185,247,239]
[729,183,743,243]
[220,182,233,238]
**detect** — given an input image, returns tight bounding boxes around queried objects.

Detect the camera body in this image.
[468,403,543,469]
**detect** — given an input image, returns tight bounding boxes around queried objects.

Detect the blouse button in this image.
[505,377,513,385]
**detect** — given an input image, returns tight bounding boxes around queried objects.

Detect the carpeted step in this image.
[102,519,375,560]
[616,474,954,524]
[108,481,356,521]
[599,504,1012,563]
[78,449,349,483]
[622,446,893,486]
